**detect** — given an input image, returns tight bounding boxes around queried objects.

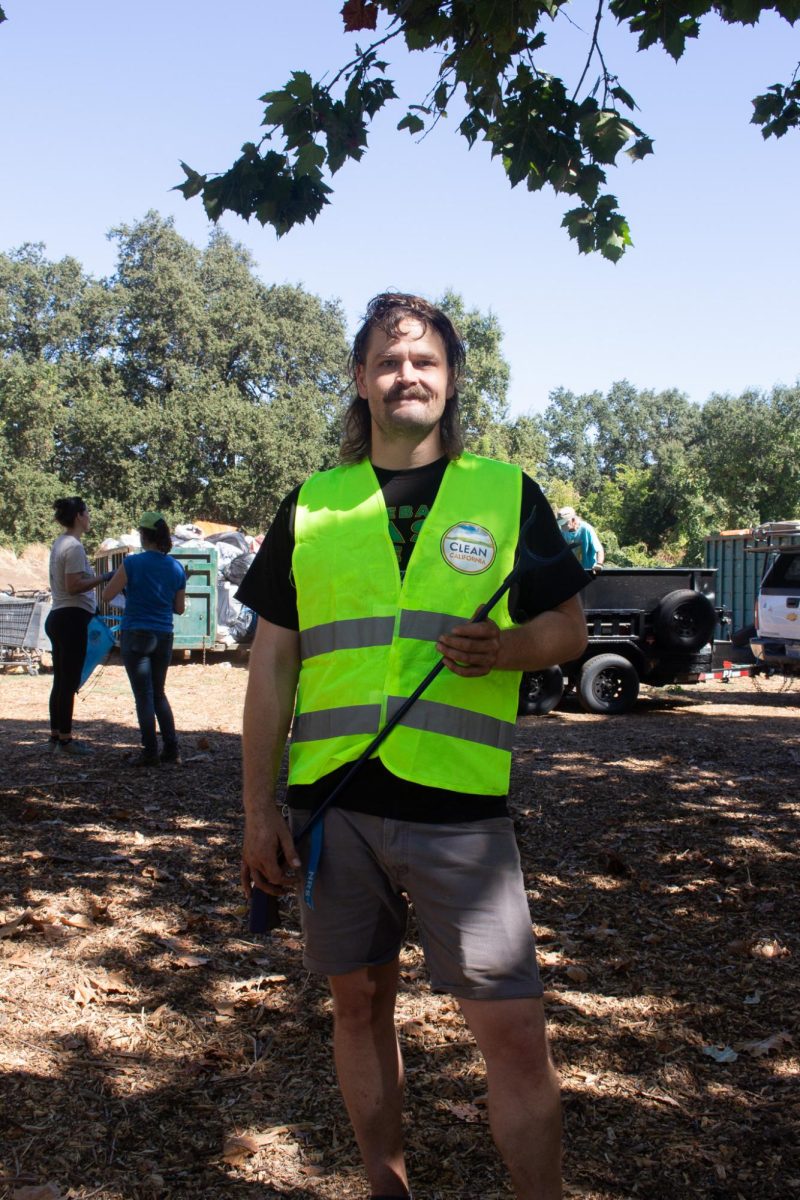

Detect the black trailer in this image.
[519,566,748,716]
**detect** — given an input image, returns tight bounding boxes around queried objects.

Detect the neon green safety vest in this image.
[289,453,523,796]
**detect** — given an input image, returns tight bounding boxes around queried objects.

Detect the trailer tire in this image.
[518,667,564,716]
[578,654,640,715]
[654,589,716,651]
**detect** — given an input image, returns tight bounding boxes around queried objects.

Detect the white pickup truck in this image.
[750,530,800,673]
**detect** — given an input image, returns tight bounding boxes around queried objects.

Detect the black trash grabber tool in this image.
[249,504,570,932]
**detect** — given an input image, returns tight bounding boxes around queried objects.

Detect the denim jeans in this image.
[120,629,176,756]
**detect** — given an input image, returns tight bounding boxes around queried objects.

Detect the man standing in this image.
[237,293,587,1200]
[556,507,605,571]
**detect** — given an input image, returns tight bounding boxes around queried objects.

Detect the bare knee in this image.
[460,996,557,1083]
[496,1034,557,1097]
[330,962,399,1032]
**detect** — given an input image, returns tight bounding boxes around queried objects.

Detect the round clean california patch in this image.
[441,522,497,574]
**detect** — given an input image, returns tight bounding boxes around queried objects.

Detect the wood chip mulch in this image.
[1,663,798,1199]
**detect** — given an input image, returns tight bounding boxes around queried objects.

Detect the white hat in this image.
[557,506,576,524]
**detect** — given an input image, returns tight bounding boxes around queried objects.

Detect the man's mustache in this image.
[384,384,431,403]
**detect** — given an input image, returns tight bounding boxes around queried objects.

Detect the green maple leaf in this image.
[397,113,426,134]
[295,143,326,176]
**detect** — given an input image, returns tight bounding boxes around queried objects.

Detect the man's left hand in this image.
[437,617,501,677]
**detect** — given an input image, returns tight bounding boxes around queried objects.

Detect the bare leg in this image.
[329,959,409,1197]
[459,996,562,1200]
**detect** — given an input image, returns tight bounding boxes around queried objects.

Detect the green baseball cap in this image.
[139,511,166,530]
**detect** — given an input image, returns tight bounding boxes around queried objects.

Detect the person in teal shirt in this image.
[557,506,605,571]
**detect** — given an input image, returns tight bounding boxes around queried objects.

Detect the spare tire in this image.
[518,667,564,716]
[654,589,716,651]
[578,654,639,715]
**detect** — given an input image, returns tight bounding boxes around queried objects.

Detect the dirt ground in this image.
[1,657,798,1200]
[0,545,51,594]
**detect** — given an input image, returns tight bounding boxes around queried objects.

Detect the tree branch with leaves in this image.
[172,0,798,260]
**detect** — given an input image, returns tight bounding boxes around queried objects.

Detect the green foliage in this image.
[436,292,549,476]
[0,217,351,546]
[499,413,548,479]
[699,385,800,528]
[543,387,604,496]
[543,381,720,564]
[438,290,510,441]
[0,245,114,364]
[544,380,701,484]
[599,529,670,568]
[562,197,633,263]
[0,462,64,550]
[752,64,800,138]
[176,1,798,258]
[0,356,62,463]
[3,224,799,565]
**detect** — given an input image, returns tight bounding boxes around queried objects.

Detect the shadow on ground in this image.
[1,674,798,1198]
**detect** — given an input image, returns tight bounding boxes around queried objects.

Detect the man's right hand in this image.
[241,808,301,900]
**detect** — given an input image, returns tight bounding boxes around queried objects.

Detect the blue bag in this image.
[79,615,118,689]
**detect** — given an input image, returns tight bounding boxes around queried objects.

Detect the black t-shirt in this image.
[237,457,588,822]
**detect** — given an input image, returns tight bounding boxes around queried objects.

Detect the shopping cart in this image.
[0,589,51,675]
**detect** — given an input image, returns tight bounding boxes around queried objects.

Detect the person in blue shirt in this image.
[103,512,186,766]
[556,506,605,571]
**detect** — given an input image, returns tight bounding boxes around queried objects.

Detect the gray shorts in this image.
[289,808,543,1001]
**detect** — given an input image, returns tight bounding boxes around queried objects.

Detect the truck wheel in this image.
[654,589,716,651]
[578,654,640,715]
[518,667,564,716]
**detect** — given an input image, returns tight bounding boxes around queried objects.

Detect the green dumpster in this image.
[704,523,800,641]
[171,545,218,650]
[95,544,219,650]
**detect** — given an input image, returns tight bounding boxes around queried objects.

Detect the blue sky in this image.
[1,1,797,415]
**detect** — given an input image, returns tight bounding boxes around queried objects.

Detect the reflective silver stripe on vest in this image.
[300,616,395,661]
[398,609,464,642]
[292,704,382,743]
[386,696,515,751]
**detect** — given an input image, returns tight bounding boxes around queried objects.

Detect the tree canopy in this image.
[174,0,800,260]
[540,378,800,562]
[0,217,352,544]
[2,218,798,560]
[0,220,518,548]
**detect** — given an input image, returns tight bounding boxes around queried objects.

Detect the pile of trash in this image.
[97,520,264,646]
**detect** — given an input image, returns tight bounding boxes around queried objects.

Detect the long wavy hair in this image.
[340,293,466,464]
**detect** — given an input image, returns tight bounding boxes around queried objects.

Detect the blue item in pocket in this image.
[80,615,118,688]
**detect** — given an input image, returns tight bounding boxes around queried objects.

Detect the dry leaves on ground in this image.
[1,664,798,1199]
